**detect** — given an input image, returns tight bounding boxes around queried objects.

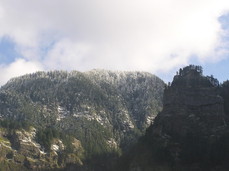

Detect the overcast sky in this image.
[0,0,229,85]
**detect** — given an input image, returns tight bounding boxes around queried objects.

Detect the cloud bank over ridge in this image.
[0,0,229,85]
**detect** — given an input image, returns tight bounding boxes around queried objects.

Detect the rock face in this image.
[0,127,84,171]
[124,65,229,171]
[153,65,225,140]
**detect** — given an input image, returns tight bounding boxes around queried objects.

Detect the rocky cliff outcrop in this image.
[152,66,225,140]
[123,65,229,171]
[0,127,84,171]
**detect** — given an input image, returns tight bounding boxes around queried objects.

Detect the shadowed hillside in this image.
[120,65,229,171]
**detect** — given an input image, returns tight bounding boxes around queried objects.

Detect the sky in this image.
[0,0,229,85]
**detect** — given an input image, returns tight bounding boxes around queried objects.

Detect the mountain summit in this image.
[0,70,164,170]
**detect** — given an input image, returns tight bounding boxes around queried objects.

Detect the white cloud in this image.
[0,59,43,85]
[0,0,229,84]
[44,39,92,70]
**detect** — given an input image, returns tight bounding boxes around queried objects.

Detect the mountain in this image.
[121,65,229,171]
[0,70,164,170]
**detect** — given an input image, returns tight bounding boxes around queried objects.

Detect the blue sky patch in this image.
[219,13,229,30]
[0,36,22,64]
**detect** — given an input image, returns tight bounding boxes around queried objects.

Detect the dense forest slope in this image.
[0,70,164,170]
[121,65,229,171]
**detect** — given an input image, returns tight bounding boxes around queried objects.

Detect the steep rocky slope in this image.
[0,70,164,170]
[0,126,84,171]
[122,65,229,171]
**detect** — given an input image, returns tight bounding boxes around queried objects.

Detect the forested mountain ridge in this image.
[0,69,164,170]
